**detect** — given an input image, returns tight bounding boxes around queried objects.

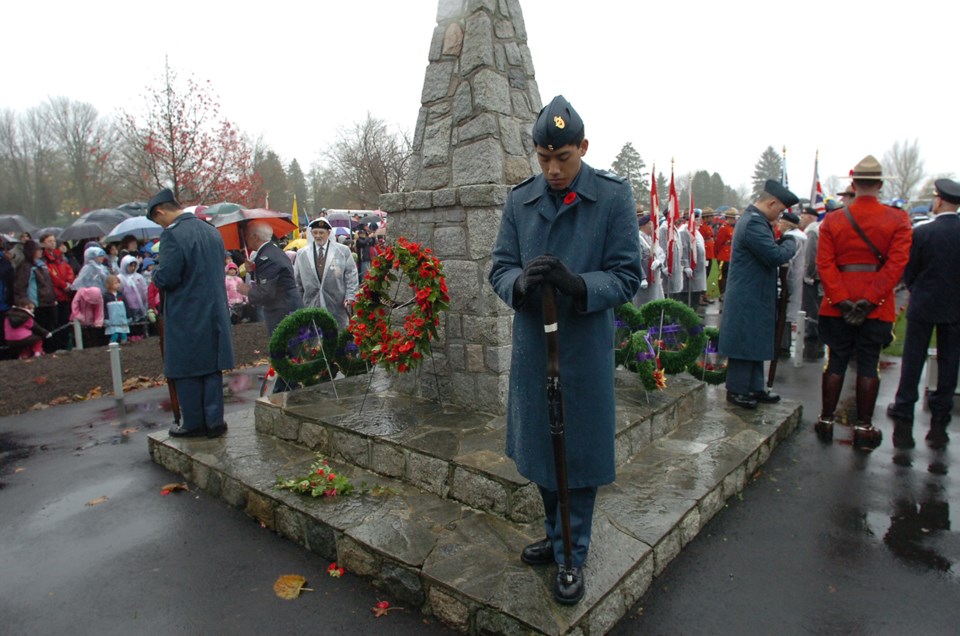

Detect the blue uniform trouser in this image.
[726,358,765,394]
[174,372,224,431]
[539,485,598,568]
[893,320,960,416]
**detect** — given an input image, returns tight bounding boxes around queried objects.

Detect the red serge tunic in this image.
[816,196,912,322]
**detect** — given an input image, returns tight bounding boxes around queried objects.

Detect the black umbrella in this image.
[59,221,109,242]
[0,214,39,235]
[358,214,383,226]
[117,201,149,216]
[78,208,130,227]
[38,226,63,239]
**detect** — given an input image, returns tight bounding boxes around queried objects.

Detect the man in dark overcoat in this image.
[149,189,234,438]
[237,221,303,393]
[718,180,799,409]
[489,95,642,605]
[887,178,960,447]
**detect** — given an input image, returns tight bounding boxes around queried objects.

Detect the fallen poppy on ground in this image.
[160,482,190,496]
[371,600,403,617]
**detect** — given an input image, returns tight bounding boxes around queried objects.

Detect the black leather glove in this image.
[835,300,855,318]
[513,255,555,298]
[541,256,587,299]
[845,299,876,326]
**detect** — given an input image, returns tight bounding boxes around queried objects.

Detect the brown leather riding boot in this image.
[816,372,845,442]
[853,375,882,448]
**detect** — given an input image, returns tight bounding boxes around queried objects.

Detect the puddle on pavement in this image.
[0,432,35,474]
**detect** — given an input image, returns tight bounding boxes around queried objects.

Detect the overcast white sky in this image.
[3,0,954,197]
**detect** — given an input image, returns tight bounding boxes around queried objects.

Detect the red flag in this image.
[667,168,678,274]
[687,190,696,270]
[650,165,659,274]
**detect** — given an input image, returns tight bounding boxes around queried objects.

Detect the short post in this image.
[793,310,806,367]
[73,319,84,351]
[108,341,125,416]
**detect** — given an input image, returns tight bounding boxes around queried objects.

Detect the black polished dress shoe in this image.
[892,422,915,449]
[554,565,585,605]
[726,392,758,409]
[886,403,914,423]
[751,391,781,404]
[206,423,229,439]
[520,538,554,566]
[169,424,206,438]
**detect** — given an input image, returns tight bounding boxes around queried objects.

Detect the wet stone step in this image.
[253,372,705,523]
[148,384,801,635]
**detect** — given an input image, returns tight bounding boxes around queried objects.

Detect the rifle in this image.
[156,290,181,424]
[542,284,573,571]
[767,264,790,389]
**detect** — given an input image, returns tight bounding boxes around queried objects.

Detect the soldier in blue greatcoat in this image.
[489,95,642,605]
[149,189,235,438]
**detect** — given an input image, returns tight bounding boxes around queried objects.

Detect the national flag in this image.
[291,194,300,238]
[667,167,679,274]
[810,151,825,214]
[687,189,696,270]
[650,164,659,273]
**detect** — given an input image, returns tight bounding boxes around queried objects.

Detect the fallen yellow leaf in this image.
[86,496,109,506]
[273,574,312,600]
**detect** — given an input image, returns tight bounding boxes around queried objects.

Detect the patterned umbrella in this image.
[211,208,296,251]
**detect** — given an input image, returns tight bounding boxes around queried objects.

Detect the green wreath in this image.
[333,330,369,377]
[269,308,340,386]
[638,299,706,375]
[686,326,727,384]
[624,329,666,391]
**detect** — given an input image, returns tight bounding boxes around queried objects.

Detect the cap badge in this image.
[553,115,565,129]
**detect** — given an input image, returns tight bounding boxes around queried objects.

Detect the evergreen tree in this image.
[655,172,668,211]
[287,158,308,214]
[751,146,782,199]
[709,173,726,209]
[254,150,289,210]
[691,170,712,209]
[610,142,648,204]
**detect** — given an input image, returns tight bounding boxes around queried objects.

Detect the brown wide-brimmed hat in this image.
[848,154,893,180]
[723,208,739,218]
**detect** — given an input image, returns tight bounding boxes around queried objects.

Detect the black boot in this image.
[816,372,844,442]
[853,375,882,449]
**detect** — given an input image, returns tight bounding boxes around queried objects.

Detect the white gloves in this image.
[684,267,693,278]
[640,279,649,290]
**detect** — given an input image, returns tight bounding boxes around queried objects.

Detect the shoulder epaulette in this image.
[512,174,536,190]
[597,170,626,184]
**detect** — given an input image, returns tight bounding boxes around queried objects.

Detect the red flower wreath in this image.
[348,237,450,373]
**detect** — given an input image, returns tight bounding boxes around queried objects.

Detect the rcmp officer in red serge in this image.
[489,95,642,605]
[814,155,912,448]
[718,181,800,409]
[886,178,960,447]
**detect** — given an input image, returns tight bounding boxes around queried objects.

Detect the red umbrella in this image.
[211,208,296,251]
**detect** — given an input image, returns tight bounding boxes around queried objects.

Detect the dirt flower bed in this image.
[0,322,270,417]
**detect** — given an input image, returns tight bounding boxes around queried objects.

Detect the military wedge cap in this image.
[934,178,960,204]
[764,180,799,208]
[532,95,584,150]
[147,188,177,214]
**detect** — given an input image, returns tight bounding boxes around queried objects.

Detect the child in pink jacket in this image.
[4,301,50,358]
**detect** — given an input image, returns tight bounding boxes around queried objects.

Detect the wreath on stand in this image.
[638,299,706,375]
[269,308,341,386]
[686,326,728,385]
[614,299,707,390]
[348,237,450,373]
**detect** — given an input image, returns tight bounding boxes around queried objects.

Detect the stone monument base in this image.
[149,371,800,634]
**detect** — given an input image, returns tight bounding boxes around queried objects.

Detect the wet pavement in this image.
[2,341,959,634]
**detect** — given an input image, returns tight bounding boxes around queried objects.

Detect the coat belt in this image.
[839,264,880,272]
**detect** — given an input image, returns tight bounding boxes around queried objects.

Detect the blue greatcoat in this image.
[489,163,643,490]
[718,205,797,361]
[152,213,235,379]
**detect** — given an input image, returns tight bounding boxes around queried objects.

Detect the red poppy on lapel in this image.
[563,192,577,205]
